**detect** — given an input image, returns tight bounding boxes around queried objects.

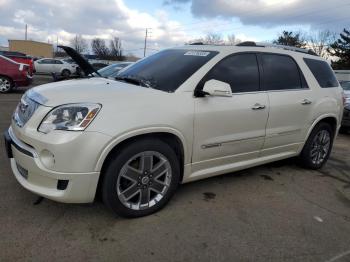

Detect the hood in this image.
[27,78,165,107]
[58,45,97,76]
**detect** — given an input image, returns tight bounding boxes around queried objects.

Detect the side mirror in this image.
[202,79,232,97]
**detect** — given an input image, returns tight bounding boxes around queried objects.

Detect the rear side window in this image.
[304,58,338,88]
[261,54,303,91]
[205,53,260,93]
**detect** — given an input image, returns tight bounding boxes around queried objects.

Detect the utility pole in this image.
[143,28,152,57]
[25,24,27,40]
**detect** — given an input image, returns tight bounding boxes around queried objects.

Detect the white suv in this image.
[4,43,343,217]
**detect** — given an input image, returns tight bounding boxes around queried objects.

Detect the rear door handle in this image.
[301,99,312,105]
[251,103,266,110]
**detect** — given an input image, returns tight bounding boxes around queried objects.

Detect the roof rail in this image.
[189,42,204,45]
[235,41,318,56]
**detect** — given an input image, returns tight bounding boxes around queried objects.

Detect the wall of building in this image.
[9,40,53,58]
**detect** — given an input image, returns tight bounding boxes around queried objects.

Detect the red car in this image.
[0,55,32,93]
[0,51,35,75]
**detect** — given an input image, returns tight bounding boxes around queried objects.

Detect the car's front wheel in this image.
[0,76,13,93]
[299,122,334,169]
[102,138,180,218]
[61,69,71,78]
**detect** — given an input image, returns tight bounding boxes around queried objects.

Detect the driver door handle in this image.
[251,103,266,110]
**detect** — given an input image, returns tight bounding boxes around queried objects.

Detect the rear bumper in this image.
[4,128,100,203]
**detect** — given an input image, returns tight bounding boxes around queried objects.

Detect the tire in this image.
[298,122,334,169]
[61,69,71,78]
[0,76,13,93]
[102,138,180,218]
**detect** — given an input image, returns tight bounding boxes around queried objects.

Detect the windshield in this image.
[340,81,350,91]
[97,63,131,78]
[117,49,218,92]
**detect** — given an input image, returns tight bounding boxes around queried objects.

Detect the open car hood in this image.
[58,45,96,76]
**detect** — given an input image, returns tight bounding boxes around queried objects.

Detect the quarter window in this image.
[205,53,260,93]
[261,54,303,91]
[304,58,338,88]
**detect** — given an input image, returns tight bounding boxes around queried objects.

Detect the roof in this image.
[8,39,53,46]
[173,42,322,60]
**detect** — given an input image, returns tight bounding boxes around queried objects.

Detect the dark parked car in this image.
[0,55,32,93]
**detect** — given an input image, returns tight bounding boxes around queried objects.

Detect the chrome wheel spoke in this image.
[121,183,140,200]
[122,166,141,181]
[152,160,167,178]
[140,188,150,205]
[150,180,166,194]
[141,154,153,172]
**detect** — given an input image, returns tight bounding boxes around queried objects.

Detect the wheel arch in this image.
[61,68,71,74]
[0,74,14,84]
[96,128,188,188]
[304,114,339,144]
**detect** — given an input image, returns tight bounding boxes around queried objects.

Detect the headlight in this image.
[38,103,101,134]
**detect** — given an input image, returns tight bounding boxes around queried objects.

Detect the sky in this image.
[0,0,349,57]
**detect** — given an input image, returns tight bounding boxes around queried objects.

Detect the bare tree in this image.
[91,38,110,59]
[110,37,124,60]
[307,30,336,59]
[226,33,241,45]
[204,33,224,45]
[69,34,88,53]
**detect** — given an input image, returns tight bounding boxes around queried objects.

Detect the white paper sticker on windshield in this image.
[184,51,210,57]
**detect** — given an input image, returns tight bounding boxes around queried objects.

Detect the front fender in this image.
[94,126,189,172]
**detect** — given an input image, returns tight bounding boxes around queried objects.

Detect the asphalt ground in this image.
[0,75,350,262]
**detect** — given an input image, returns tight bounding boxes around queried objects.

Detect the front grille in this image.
[13,94,40,127]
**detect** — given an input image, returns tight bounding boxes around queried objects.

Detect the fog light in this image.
[40,150,55,169]
[57,180,69,190]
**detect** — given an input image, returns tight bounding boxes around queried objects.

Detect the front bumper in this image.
[4,127,100,203]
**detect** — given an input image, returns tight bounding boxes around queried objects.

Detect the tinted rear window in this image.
[304,58,338,88]
[118,49,218,92]
[261,54,303,91]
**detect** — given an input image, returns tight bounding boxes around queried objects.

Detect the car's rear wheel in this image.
[0,76,13,93]
[61,69,71,78]
[102,138,180,218]
[299,122,334,169]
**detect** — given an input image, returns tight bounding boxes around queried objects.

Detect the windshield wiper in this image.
[115,75,157,89]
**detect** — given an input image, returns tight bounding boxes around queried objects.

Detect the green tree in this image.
[328,28,350,70]
[273,31,306,48]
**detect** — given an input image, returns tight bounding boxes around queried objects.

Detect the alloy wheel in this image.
[310,129,331,165]
[116,151,172,210]
[0,77,11,93]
